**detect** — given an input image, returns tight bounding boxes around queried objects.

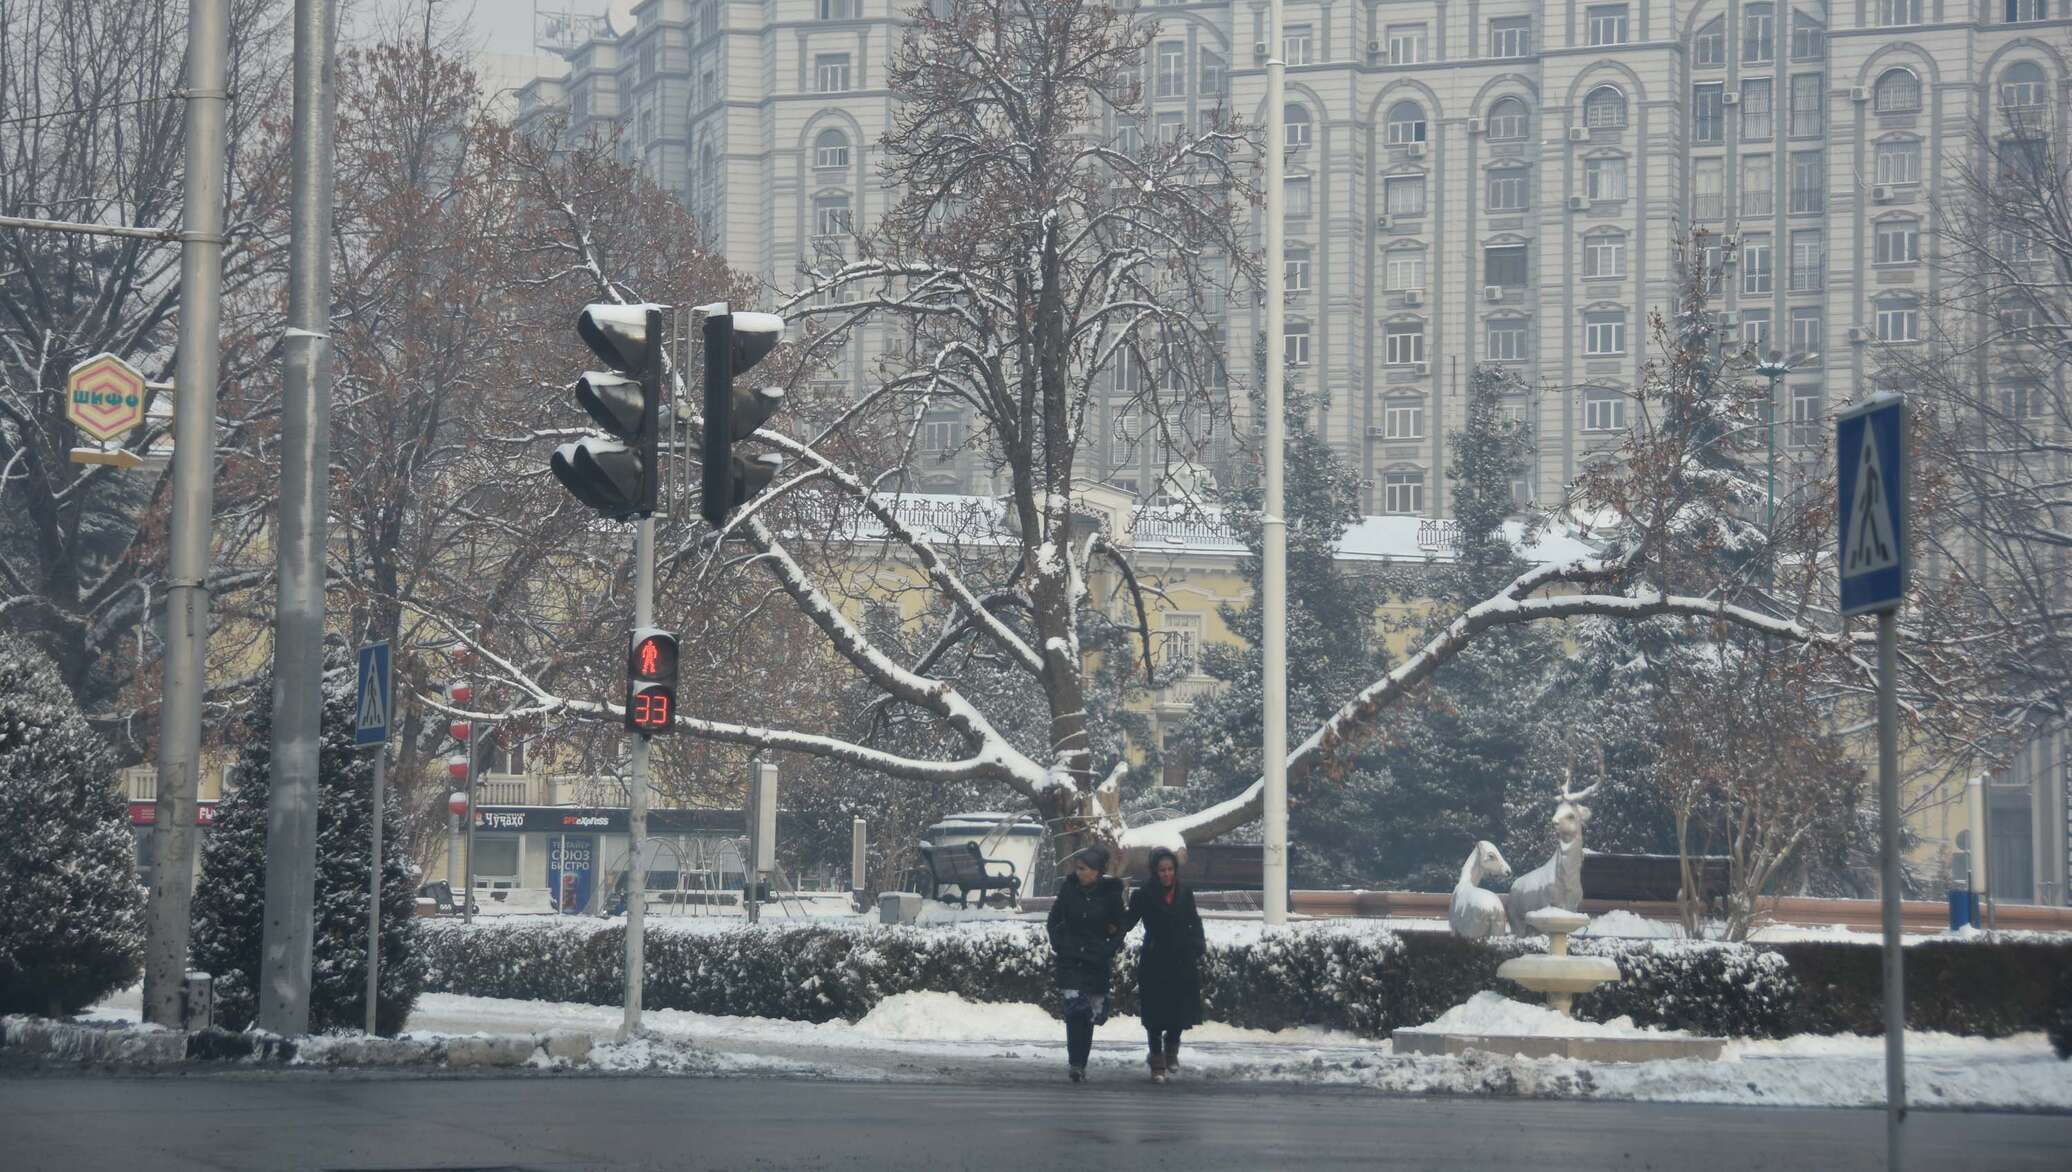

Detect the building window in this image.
[1384,321,1426,366]
[1742,153,1775,216]
[1741,78,1773,141]
[1156,41,1186,98]
[1485,244,1528,290]
[1875,305,1919,342]
[1385,251,1425,291]
[1284,24,1312,66]
[1587,5,1630,46]
[814,128,850,169]
[1386,174,1427,216]
[1742,234,1773,294]
[1879,0,1923,26]
[2000,63,2047,111]
[1874,218,1920,265]
[1999,136,2047,186]
[1156,112,1184,145]
[922,418,962,456]
[1693,84,1725,143]
[814,193,853,238]
[1386,101,1427,145]
[1286,174,1312,217]
[1285,321,1311,366]
[1486,167,1529,211]
[1160,614,1202,673]
[1875,139,1921,185]
[1384,398,1425,439]
[1111,410,1138,465]
[1790,306,1823,358]
[1584,313,1626,356]
[1694,18,1726,67]
[2005,0,2050,21]
[1788,150,1824,213]
[1285,246,1311,292]
[1741,311,1772,353]
[815,53,852,93]
[819,0,857,17]
[1693,158,1725,219]
[1388,24,1428,65]
[1584,156,1627,201]
[1487,97,1529,141]
[1583,388,1627,432]
[1584,233,1625,278]
[1790,74,1824,136]
[1790,386,1824,447]
[1487,319,1529,361]
[1791,11,1825,60]
[1696,240,1725,292]
[1200,51,1226,96]
[1489,17,1532,59]
[1874,69,1921,114]
[1743,3,1776,63]
[1285,103,1311,149]
[1383,469,1425,514]
[1583,86,1627,129]
[1789,229,1825,291]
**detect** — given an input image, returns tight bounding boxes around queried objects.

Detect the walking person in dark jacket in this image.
[1122,846,1205,1083]
[1046,843,1126,1082]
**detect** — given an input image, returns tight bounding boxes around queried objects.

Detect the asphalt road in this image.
[3,1069,2068,1171]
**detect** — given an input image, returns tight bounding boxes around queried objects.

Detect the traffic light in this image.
[551,303,665,519]
[700,309,787,525]
[625,627,679,735]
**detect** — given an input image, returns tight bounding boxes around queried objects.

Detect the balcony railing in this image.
[1156,677,1223,707]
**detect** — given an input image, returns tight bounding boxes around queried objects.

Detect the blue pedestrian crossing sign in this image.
[355,641,392,746]
[1836,394,1908,617]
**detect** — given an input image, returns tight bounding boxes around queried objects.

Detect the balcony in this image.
[1155,677,1223,710]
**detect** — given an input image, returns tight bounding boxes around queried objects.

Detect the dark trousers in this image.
[1062,991,1105,1068]
[1144,1025,1182,1061]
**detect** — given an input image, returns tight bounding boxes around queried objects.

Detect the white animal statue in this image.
[1504,773,1602,935]
[1449,840,1514,939]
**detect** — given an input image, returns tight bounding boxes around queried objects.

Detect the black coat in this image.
[1124,883,1205,1029]
[1046,874,1127,994]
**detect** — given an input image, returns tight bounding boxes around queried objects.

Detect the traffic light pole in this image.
[623,512,654,1037]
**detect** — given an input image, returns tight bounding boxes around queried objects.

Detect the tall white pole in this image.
[623,513,654,1036]
[363,747,385,1035]
[1261,0,1290,925]
[1878,610,1907,1170]
[141,0,229,1029]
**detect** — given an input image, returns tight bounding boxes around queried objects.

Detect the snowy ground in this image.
[79,984,2072,1112]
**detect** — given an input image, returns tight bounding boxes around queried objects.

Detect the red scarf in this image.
[1163,885,1177,906]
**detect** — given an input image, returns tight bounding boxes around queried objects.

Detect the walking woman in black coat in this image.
[1123,846,1205,1083]
[1045,843,1126,1083]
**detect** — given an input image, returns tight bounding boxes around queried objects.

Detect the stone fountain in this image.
[1495,907,1620,1017]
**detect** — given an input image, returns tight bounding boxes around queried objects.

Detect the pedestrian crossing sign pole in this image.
[354,641,392,1036]
[1836,393,1908,1170]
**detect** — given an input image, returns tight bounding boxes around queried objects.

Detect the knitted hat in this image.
[1064,843,1112,874]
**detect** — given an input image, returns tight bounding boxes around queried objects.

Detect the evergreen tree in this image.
[0,643,143,1016]
[192,651,422,1034]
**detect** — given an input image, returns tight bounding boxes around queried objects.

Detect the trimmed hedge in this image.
[422,920,2071,1040]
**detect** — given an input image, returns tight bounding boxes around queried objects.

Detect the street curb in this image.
[1,1015,594,1071]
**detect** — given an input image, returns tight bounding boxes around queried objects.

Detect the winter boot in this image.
[1149,1054,1168,1083]
[1164,1042,1181,1075]
[1068,1064,1086,1083]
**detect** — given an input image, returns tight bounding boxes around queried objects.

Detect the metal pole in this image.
[140,0,229,1031]
[257,0,339,1038]
[624,513,654,1036]
[1878,610,1907,1170]
[851,817,868,910]
[745,768,761,926]
[447,811,459,891]
[363,747,385,1035]
[1766,369,1779,532]
[1967,776,1988,927]
[463,733,479,925]
[1260,0,1290,926]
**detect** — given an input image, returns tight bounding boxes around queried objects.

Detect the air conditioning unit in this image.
[1851,86,1871,103]
[1467,116,1484,134]
[1254,41,1268,63]
[1368,40,1381,56]
[1846,325,1866,342]
[1568,126,1589,141]
[1375,213,1393,230]
[1407,142,1428,158]
[1873,184,1895,202]
[1412,361,1429,375]
[1722,91,1741,106]
[1484,285,1504,302]
[1719,310,1738,326]
[1568,195,1589,210]
[1405,288,1424,306]
[1366,425,1391,439]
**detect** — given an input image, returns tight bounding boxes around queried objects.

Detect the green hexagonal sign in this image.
[66,352,148,442]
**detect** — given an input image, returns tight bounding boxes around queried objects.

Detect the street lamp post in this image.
[1754,349,1792,534]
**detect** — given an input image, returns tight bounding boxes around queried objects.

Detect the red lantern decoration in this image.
[447,789,468,816]
[449,720,472,742]
[448,682,472,705]
[446,756,469,782]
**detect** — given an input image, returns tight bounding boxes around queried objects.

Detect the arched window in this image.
[1487,97,1529,141]
[2000,62,2048,110]
[1286,103,1312,148]
[1693,18,1726,67]
[1583,86,1626,129]
[1873,68,1921,113]
[1386,100,1427,145]
[813,128,850,169]
[1743,3,1776,64]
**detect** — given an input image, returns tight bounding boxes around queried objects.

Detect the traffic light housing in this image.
[625,627,679,735]
[700,309,787,525]
[551,303,665,519]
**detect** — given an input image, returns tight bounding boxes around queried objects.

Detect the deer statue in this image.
[1449,840,1514,939]
[1503,771,1602,936]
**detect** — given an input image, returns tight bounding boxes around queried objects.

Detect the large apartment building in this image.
[509,0,2070,904]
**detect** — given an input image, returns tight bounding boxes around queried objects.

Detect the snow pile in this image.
[1579,910,1683,939]
[1415,992,1694,1039]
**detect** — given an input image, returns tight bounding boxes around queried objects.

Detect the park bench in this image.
[1581,852,1731,906]
[1127,843,1277,892]
[919,841,1022,909]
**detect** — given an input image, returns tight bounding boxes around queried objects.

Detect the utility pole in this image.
[257,0,340,1037]
[141,0,230,1029]
[1261,0,1290,925]
[624,512,654,1036]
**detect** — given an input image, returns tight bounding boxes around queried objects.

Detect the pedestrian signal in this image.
[625,627,679,735]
